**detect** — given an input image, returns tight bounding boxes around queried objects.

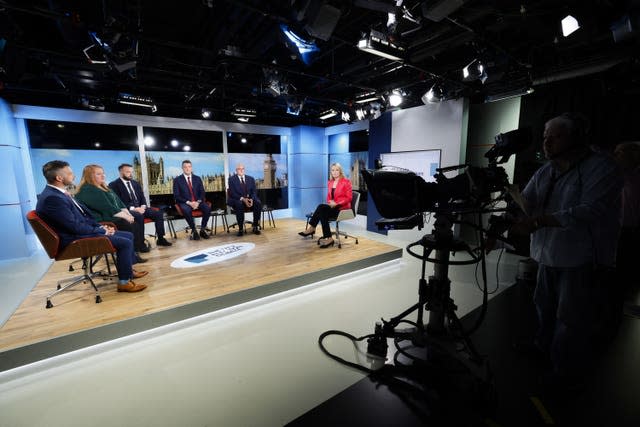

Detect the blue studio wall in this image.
[0,99,37,260]
[289,125,326,218]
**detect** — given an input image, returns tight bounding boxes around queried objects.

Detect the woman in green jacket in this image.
[75,164,147,259]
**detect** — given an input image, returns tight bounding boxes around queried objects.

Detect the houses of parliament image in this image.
[132,153,288,196]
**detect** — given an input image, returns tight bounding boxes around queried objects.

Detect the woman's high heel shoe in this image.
[298,227,315,237]
[319,238,335,248]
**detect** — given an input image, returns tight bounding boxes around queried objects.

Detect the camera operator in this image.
[493,113,623,393]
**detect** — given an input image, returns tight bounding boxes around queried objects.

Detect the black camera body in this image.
[362,128,530,229]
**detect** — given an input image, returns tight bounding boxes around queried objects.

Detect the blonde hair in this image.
[329,163,345,180]
[77,164,110,192]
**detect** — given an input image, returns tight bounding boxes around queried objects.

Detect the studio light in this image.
[280,24,320,65]
[79,95,105,111]
[341,111,351,122]
[355,91,380,104]
[484,87,534,103]
[561,15,580,37]
[462,59,488,84]
[319,109,338,120]
[236,117,250,123]
[231,107,257,118]
[355,108,367,121]
[143,136,155,147]
[421,84,445,104]
[201,108,212,119]
[117,93,157,112]
[357,29,405,61]
[263,68,287,97]
[170,139,179,147]
[286,98,305,116]
[388,90,403,107]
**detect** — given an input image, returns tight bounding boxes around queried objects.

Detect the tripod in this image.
[367,213,487,372]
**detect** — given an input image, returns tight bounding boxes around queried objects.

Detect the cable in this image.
[317,330,380,375]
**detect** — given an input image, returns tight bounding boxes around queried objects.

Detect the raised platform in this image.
[0,218,401,372]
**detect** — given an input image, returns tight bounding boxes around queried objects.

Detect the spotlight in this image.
[143,136,155,147]
[319,109,338,120]
[421,84,445,104]
[201,108,212,119]
[357,29,405,61]
[368,102,384,120]
[462,59,488,84]
[286,98,305,116]
[183,145,191,151]
[388,90,403,107]
[170,139,179,147]
[280,24,320,65]
[561,15,580,37]
[79,95,105,111]
[241,137,247,143]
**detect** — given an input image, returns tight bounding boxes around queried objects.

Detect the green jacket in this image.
[75,184,126,222]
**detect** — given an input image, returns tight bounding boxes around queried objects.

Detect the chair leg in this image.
[47,256,106,308]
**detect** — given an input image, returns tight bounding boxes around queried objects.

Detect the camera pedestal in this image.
[367,214,496,417]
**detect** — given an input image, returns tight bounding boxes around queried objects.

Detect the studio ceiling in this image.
[0,0,638,126]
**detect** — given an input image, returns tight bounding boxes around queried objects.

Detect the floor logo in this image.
[171,243,255,268]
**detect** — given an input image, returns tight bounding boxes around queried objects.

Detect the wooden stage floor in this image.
[0,218,401,372]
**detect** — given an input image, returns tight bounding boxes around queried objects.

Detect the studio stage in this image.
[0,218,401,372]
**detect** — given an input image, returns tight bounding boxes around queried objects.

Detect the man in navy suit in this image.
[109,163,172,247]
[35,160,147,292]
[227,163,261,236]
[173,159,212,240]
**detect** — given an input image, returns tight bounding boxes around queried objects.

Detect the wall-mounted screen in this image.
[380,149,441,182]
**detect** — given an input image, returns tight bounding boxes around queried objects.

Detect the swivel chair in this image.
[26,210,117,308]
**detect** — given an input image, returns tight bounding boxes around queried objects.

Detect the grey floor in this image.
[0,221,523,427]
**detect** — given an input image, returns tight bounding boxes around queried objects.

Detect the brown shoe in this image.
[132,270,148,279]
[117,280,147,293]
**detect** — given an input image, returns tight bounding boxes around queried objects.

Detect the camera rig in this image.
[359,128,531,400]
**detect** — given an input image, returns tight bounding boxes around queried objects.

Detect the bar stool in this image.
[261,206,276,229]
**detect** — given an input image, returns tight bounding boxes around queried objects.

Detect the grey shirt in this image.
[522,151,622,268]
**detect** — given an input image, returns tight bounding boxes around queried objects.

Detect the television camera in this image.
[355,128,531,413]
[362,127,531,231]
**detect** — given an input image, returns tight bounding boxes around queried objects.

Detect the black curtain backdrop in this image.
[516,67,640,188]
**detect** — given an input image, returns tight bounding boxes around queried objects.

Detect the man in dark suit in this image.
[109,163,172,247]
[36,160,147,292]
[173,159,212,240]
[227,163,262,236]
